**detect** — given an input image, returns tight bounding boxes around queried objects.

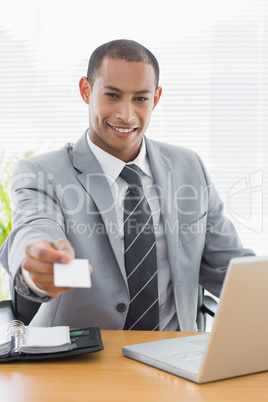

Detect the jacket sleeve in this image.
[196,153,255,297]
[0,157,65,302]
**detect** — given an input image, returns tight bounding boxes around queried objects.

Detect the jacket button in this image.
[116,303,127,313]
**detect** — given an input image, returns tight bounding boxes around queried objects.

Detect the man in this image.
[0,39,254,330]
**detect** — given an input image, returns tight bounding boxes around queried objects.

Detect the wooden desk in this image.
[0,330,267,401]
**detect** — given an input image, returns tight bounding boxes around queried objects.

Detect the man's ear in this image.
[153,86,162,110]
[79,76,91,105]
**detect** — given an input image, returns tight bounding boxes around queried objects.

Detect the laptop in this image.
[122,256,268,383]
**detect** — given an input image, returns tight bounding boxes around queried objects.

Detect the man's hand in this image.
[23,238,75,297]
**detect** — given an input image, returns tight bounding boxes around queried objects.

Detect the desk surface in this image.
[0,330,267,402]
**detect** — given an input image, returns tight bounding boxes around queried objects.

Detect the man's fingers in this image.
[23,239,92,297]
[25,258,74,297]
[25,240,73,264]
[29,271,73,295]
[55,238,75,259]
[23,257,54,274]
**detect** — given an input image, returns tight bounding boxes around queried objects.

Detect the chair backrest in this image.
[196,285,206,331]
[11,288,41,325]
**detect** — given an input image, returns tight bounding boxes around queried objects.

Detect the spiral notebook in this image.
[0,320,103,362]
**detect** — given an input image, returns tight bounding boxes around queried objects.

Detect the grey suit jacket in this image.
[0,131,254,330]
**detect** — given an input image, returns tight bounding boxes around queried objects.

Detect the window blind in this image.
[0,0,267,258]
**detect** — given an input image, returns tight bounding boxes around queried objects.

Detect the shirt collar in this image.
[87,132,152,186]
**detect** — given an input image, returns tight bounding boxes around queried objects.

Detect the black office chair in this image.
[0,288,41,326]
[0,284,217,330]
[196,286,218,331]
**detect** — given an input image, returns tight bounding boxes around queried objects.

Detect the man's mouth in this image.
[108,124,137,134]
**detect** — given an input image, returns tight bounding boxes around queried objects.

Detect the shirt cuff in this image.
[21,266,48,296]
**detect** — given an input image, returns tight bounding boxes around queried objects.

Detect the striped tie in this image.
[120,164,159,331]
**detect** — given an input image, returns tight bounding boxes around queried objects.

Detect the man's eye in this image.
[136,97,147,102]
[106,93,118,98]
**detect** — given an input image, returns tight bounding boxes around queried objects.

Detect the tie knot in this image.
[120,164,142,187]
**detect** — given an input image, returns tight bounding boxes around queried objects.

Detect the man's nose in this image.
[115,101,136,123]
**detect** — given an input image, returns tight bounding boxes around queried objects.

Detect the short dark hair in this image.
[86,39,160,90]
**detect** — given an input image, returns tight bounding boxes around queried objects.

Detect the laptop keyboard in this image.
[175,350,204,364]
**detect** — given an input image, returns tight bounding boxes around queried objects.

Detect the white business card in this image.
[54,259,91,288]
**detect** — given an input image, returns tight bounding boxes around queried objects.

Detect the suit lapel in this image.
[146,138,190,329]
[71,132,126,282]
[145,138,179,283]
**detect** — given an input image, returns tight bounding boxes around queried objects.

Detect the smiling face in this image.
[79,58,162,162]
